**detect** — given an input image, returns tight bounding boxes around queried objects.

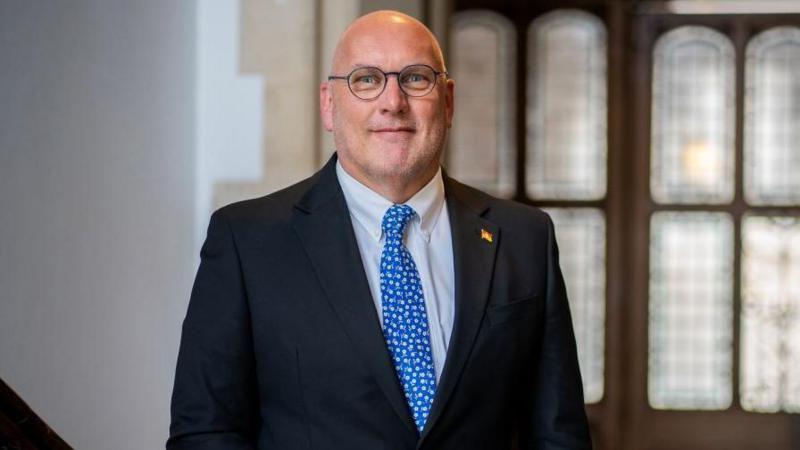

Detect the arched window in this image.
[744,27,800,206]
[650,26,736,204]
[526,9,609,404]
[740,26,800,413]
[447,2,800,447]
[448,10,516,198]
[527,9,607,201]
[647,26,737,410]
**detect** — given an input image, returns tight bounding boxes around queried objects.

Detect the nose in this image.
[378,74,409,114]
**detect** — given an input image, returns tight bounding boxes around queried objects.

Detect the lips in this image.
[371,127,415,133]
[369,126,415,143]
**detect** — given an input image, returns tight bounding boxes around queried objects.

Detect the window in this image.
[650,26,735,204]
[647,24,800,415]
[527,10,607,201]
[448,10,516,198]
[647,26,736,410]
[630,12,800,448]
[740,26,800,414]
[448,2,800,448]
[450,7,608,406]
[527,9,608,404]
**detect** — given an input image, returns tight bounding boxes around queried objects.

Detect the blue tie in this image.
[380,204,437,432]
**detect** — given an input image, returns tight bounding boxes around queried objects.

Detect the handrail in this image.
[0,377,72,449]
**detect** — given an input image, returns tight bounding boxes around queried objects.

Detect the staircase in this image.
[0,377,72,449]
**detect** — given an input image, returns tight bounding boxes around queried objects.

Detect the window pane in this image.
[545,208,605,403]
[741,215,800,412]
[527,10,607,200]
[651,27,735,204]
[448,11,516,198]
[744,27,800,206]
[648,212,733,409]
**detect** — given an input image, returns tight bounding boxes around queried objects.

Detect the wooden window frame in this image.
[628,10,800,450]
[451,1,800,449]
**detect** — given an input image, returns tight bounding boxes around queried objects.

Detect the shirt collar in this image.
[336,159,445,243]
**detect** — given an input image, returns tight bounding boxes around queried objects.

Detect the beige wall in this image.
[211,0,364,208]
[211,0,450,211]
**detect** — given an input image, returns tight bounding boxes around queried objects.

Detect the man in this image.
[169,10,591,450]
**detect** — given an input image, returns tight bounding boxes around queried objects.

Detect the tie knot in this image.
[381,204,415,237]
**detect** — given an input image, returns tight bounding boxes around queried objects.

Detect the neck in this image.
[341,160,439,204]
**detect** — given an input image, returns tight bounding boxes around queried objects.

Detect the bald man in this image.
[168,11,591,450]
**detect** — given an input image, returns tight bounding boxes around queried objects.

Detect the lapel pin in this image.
[480,228,493,243]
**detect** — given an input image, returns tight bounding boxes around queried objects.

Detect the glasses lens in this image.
[399,65,436,96]
[348,67,385,99]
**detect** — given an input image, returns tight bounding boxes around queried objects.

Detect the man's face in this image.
[320,18,454,191]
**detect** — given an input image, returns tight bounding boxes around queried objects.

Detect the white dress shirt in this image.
[336,160,455,383]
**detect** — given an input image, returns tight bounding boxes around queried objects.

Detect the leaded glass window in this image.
[740,216,800,413]
[647,23,800,418]
[449,9,609,403]
[544,208,606,403]
[648,212,734,410]
[650,26,736,204]
[448,10,516,198]
[738,26,800,415]
[523,9,608,404]
[526,9,607,200]
[450,3,800,446]
[744,27,800,206]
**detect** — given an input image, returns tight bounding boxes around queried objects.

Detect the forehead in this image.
[337,22,440,71]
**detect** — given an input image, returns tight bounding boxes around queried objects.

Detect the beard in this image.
[332,115,448,189]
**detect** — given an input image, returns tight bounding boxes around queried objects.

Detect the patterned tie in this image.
[380,204,437,432]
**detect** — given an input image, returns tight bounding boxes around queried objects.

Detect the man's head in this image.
[320,10,454,202]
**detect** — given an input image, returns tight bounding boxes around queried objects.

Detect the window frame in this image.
[451,1,800,449]
[628,10,800,450]
[452,2,628,449]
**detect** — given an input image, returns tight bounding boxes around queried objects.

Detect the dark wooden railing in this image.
[0,377,71,449]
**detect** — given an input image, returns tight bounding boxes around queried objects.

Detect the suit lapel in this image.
[419,176,500,444]
[290,157,416,433]
[290,159,500,440]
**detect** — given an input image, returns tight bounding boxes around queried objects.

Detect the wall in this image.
[0,1,448,448]
[0,1,195,448]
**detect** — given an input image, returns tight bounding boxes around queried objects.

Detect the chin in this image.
[370,138,415,157]
[338,142,439,185]
[376,155,436,182]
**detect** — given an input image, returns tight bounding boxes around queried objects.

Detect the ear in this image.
[444,78,455,129]
[320,81,334,132]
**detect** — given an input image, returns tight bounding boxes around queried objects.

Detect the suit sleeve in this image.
[520,213,593,449]
[167,209,258,449]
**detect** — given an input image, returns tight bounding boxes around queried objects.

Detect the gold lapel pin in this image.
[480,228,493,243]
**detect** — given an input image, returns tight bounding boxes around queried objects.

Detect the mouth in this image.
[370,127,416,133]
[369,126,416,143]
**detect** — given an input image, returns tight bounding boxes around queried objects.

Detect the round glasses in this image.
[327,64,448,100]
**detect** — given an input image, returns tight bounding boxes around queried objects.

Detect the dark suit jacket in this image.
[168,155,591,449]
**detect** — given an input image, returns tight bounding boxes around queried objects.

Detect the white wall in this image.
[0,2,195,449]
[0,1,449,448]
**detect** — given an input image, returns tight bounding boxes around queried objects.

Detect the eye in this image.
[356,75,377,84]
[400,67,435,88]
[349,68,384,91]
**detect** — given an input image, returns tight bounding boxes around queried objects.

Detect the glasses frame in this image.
[327,64,449,101]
